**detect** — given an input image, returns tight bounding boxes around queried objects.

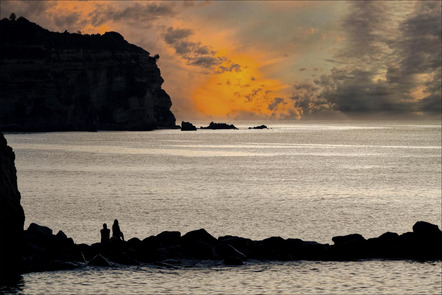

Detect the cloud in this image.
[291,1,441,117]
[54,12,80,29]
[89,3,176,27]
[163,26,242,73]
[268,97,286,111]
[217,63,241,73]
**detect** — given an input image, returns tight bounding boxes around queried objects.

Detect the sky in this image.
[1,0,441,121]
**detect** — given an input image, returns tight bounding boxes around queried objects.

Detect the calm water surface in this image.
[3,120,442,294]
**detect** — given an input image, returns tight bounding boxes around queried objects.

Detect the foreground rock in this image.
[200,122,238,130]
[0,133,25,279]
[0,17,176,132]
[20,221,442,273]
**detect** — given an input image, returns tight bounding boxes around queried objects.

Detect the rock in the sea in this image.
[0,132,25,278]
[412,221,442,238]
[332,234,366,246]
[248,125,268,129]
[0,17,176,132]
[182,229,218,246]
[217,243,247,261]
[181,229,219,259]
[200,122,238,130]
[156,231,181,247]
[181,121,197,131]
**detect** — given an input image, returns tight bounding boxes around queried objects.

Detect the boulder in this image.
[412,221,442,239]
[331,234,367,260]
[332,234,366,246]
[217,243,247,261]
[218,236,253,256]
[366,232,400,258]
[182,229,218,246]
[55,230,68,240]
[182,240,218,260]
[136,236,162,262]
[127,237,141,250]
[156,231,181,247]
[181,229,219,259]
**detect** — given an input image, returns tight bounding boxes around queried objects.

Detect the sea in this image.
[2,120,441,294]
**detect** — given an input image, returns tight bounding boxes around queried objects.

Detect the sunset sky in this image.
[1,1,440,121]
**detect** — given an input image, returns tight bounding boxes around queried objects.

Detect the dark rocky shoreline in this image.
[20,220,442,273]
[1,131,441,281]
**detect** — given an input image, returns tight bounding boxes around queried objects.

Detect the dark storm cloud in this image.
[54,12,80,29]
[163,26,239,72]
[396,1,441,75]
[0,0,55,19]
[337,1,391,61]
[291,1,441,117]
[89,3,176,27]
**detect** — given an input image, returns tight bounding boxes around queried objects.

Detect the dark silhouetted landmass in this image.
[0,17,176,132]
[0,133,25,280]
[181,121,197,131]
[200,122,238,130]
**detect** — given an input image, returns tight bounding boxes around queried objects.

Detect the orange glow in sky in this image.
[193,55,292,119]
[1,1,438,120]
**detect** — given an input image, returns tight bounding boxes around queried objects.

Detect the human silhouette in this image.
[100,223,110,244]
[112,219,124,241]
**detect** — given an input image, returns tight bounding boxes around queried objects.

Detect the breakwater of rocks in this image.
[21,221,442,273]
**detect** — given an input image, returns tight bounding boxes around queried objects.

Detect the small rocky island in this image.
[1,134,442,277]
[249,125,268,129]
[200,122,238,130]
[181,121,197,131]
[0,16,176,132]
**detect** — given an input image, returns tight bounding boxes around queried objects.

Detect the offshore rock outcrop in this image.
[20,221,442,273]
[0,132,25,279]
[181,121,197,131]
[0,17,176,131]
[200,122,238,130]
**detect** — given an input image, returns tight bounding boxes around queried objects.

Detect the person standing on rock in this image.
[100,223,110,244]
[112,219,124,241]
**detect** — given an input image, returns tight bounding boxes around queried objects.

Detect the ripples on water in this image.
[3,121,442,294]
[2,260,441,294]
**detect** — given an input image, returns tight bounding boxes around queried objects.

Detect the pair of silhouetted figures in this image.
[100,219,124,243]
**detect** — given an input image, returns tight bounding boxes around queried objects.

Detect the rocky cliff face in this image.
[0,17,176,131]
[0,132,25,278]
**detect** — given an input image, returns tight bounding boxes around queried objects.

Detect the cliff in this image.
[0,132,25,278]
[0,17,176,131]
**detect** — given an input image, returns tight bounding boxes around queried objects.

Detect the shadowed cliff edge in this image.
[0,16,176,132]
[0,131,441,278]
[0,133,25,280]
